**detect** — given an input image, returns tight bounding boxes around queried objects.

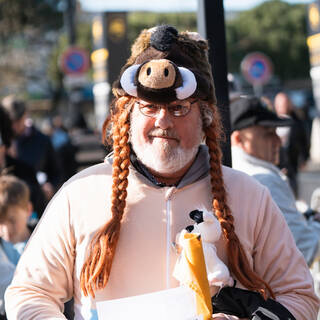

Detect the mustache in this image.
[148,128,179,140]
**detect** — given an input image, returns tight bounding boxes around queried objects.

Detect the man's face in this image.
[12,113,27,136]
[274,94,292,116]
[130,98,203,176]
[238,125,281,165]
[0,204,31,243]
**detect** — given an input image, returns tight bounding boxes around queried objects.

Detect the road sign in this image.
[241,52,273,86]
[60,47,90,75]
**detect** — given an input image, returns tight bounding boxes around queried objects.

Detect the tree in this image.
[226,0,310,81]
[0,0,63,99]
[0,0,63,39]
[128,12,197,45]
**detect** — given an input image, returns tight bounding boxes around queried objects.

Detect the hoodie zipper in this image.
[165,187,176,289]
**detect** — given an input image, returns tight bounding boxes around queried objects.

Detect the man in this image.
[5,26,319,320]
[274,92,310,196]
[0,105,46,218]
[0,175,33,318]
[231,96,320,266]
[2,96,62,200]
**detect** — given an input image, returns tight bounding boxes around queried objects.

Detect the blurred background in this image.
[0,0,317,124]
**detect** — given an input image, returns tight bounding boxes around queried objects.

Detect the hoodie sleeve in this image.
[251,186,319,320]
[4,186,75,320]
[254,172,320,266]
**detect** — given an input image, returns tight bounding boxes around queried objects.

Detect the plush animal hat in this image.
[112,25,216,104]
[81,25,274,301]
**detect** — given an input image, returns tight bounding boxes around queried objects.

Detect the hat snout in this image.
[138,59,176,89]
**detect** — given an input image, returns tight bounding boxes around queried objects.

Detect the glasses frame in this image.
[136,99,199,118]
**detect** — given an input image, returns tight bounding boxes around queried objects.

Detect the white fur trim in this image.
[175,67,197,100]
[185,31,205,42]
[120,64,140,97]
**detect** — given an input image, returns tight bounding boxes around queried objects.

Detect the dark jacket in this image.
[5,155,46,218]
[16,125,61,188]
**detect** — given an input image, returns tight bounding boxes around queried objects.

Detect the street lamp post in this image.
[197,0,231,167]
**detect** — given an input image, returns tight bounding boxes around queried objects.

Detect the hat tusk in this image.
[175,67,197,100]
[120,64,140,97]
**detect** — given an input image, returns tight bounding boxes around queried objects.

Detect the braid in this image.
[203,104,274,300]
[80,97,132,297]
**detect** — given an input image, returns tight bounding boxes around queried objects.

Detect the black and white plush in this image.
[176,208,234,288]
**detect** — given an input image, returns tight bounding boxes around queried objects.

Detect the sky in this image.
[80,0,315,13]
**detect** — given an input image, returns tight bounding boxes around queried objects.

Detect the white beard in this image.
[130,117,203,175]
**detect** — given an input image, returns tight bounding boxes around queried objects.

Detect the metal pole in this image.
[197,0,232,167]
[65,0,76,45]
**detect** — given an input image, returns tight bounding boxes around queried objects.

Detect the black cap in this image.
[230,96,292,132]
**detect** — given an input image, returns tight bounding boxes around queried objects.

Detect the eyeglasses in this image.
[136,100,198,118]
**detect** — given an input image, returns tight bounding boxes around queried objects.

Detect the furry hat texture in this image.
[112,25,216,105]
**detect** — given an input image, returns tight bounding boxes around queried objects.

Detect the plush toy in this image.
[114,24,215,105]
[120,59,197,103]
[176,208,234,288]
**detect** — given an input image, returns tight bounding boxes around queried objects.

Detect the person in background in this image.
[5,25,318,320]
[1,96,61,200]
[46,115,78,182]
[311,188,320,218]
[0,105,45,218]
[0,175,33,319]
[274,92,310,196]
[231,96,320,266]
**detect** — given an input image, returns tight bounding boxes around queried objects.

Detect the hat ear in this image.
[120,64,140,97]
[175,67,197,100]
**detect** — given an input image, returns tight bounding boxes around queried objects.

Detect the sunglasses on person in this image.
[136,99,198,118]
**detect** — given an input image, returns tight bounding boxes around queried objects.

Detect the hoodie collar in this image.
[129,144,210,188]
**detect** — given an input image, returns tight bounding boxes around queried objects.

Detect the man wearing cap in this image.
[5,26,319,319]
[231,96,320,267]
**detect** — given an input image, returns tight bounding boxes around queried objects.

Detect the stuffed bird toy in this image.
[178,208,234,288]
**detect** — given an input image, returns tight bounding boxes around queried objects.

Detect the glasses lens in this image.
[139,104,159,117]
[168,104,190,117]
[138,100,196,117]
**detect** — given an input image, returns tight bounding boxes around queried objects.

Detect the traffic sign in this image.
[60,47,90,75]
[241,52,273,86]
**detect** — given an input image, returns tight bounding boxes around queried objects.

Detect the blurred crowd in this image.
[0,96,108,318]
[230,93,320,298]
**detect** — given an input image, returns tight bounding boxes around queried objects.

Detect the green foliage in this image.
[226,0,310,80]
[0,0,63,39]
[47,12,196,87]
[49,3,310,85]
[127,12,197,45]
